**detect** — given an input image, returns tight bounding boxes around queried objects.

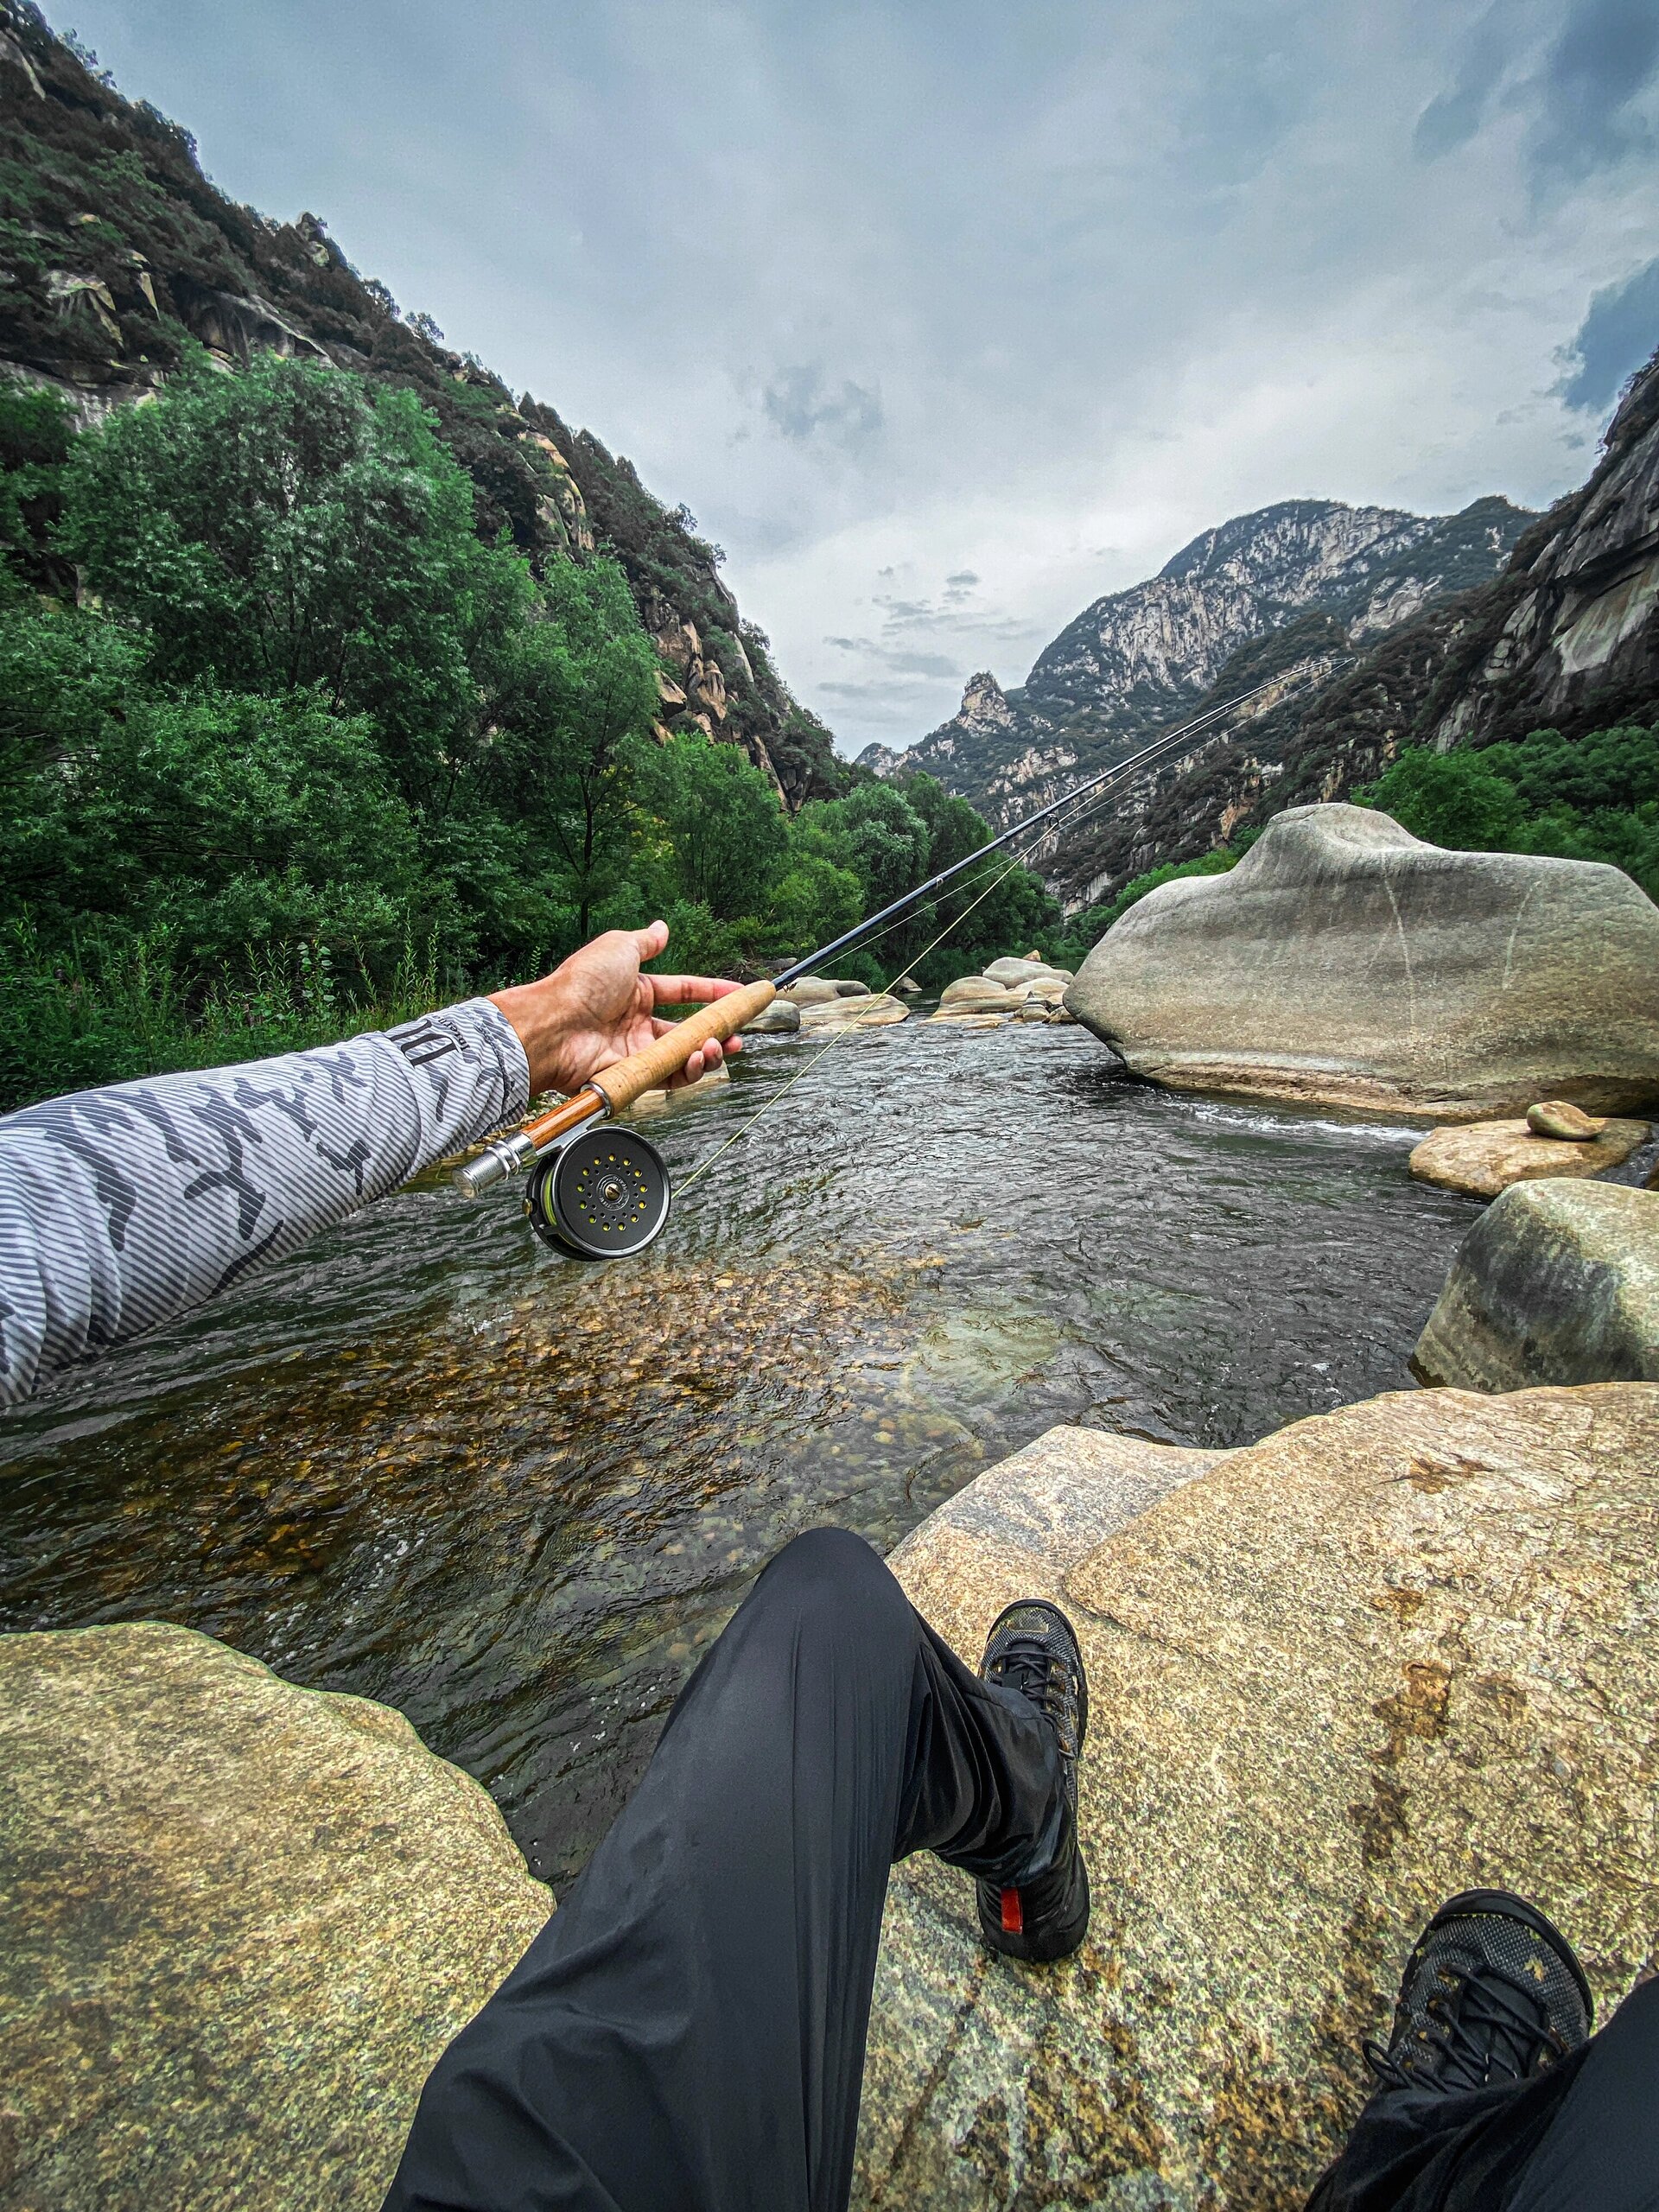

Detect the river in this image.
[0,1018,1482,1888]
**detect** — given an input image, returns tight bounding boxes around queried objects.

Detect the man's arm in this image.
[0,924,738,1407]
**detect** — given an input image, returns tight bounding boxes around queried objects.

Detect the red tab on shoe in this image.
[1000,1887,1024,1935]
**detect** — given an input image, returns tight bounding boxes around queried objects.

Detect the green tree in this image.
[476,555,660,945]
[632,726,789,923]
[55,350,528,809]
[1360,727,1659,902]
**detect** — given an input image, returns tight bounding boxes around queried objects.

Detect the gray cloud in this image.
[1413,0,1659,189]
[1555,256,1659,414]
[1528,0,1659,186]
[945,570,979,586]
[1413,2,1516,161]
[761,365,884,450]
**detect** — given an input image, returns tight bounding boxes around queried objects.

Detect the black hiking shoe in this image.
[1364,1890,1592,2100]
[975,1599,1090,1964]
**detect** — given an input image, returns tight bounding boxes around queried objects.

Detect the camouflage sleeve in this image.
[0,999,530,1408]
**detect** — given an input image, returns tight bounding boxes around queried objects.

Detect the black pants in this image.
[1310,1974,1659,2212]
[383,1527,1065,2212]
[385,1528,1656,2212]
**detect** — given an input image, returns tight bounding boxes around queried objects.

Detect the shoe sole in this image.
[1425,1888,1594,2026]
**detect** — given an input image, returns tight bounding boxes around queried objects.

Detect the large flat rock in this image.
[1414,1180,1659,1389]
[855,1384,1659,2210]
[1408,1116,1650,1197]
[1064,803,1659,1121]
[0,1624,552,2211]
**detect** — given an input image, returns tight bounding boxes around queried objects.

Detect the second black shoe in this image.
[1365,1889,1593,2099]
[975,1598,1090,1963]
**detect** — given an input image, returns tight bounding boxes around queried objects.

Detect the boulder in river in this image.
[833,979,871,997]
[1413,1180,1659,1388]
[1064,804,1659,1120]
[925,1010,1007,1027]
[798,992,909,1031]
[983,957,1071,989]
[940,976,1021,1009]
[855,1382,1659,2209]
[780,977,842,1005]
[1408,1116,1649,1198]
[0,1623,552,2211]
[742,998,801,1033]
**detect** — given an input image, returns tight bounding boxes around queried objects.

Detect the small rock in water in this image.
[780,978,841,1006]
[1526,1099,1605,1141]
[892,976,921,995]
[925,1010,1006,1028]
[831,978,870,997]
[742,1000,800,1033]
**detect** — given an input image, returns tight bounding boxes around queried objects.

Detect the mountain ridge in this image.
[858,495,1535,860]
[0,0,841,807]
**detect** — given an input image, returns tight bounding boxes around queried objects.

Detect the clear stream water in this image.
[0,1019,1486,1889]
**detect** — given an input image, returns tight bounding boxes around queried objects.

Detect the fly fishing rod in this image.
[453,664,1317,1255]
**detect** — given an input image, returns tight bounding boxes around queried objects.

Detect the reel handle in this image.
[590,979,776,1115]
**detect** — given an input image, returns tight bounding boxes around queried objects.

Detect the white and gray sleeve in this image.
[0,998,530,1408]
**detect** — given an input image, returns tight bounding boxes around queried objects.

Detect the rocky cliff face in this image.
[1054,346,1659,906]
[0,2,839,806]
[861,498,1532,866]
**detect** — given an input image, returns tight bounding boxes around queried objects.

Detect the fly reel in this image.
[523,1127,671,1260]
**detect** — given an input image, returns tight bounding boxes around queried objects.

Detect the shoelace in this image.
[1363,1964,1567,2095]
[991,1634,1077,1757]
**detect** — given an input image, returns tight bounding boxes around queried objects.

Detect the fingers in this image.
[632,919,671,963]
[649,972,741,1007]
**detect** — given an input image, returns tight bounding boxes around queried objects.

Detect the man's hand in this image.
[488,922,744,1099]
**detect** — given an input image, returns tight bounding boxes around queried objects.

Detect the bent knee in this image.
[755,1525,908,1628]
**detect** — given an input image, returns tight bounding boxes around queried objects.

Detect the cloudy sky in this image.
[55,0,1659,753]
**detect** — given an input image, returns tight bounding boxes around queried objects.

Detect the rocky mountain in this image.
[0,2,840,806]
[1052,344,1659,910]
[862,497,1533,862]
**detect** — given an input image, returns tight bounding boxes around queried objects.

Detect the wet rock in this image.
[893,976,922,995]
[742,999,801,1033]
[833,979,871,997]
[631,1060,733,1109]
[1413,1181,1659,1388]
[856,1383,1659,2210]
[1527,1099,1605,1141]
[982,957,1070,989]
[940,977,1021,1009]
[1065,804,1659,1120]
[1408,1116,1649,1198]
[924,1011,1007,1028]
[0,1624,551,2211]
[780,978,842,1006]
[798,993,910,1031]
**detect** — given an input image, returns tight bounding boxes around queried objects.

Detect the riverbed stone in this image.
[0,1622,552,2212]
[834,979,872,997]
[1065,803,1659,1120]
[798,992,910,1031]
[983,958,1070,989]
[1527,1099,1606,1141]
[940,976,1022,1009]
[1413,1181,1659,1389]
[742,998,801,1033]
[1408,1116,1649,1198]
[855,1382,1659,2211]
[779,976,842,1005]
[925,1010,1007,1028]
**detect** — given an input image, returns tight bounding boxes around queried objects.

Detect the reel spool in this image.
[524,1128,671,1260]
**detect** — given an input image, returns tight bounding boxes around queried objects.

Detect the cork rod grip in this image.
[590,980,777,1115]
